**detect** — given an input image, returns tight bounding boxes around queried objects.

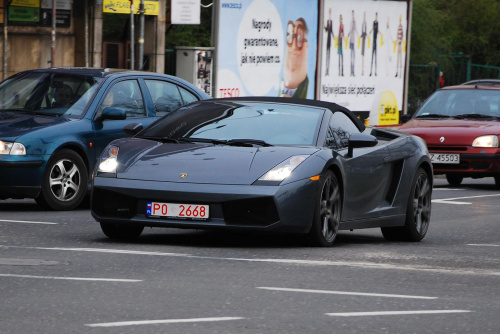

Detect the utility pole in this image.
[138,0,145,70]
[129,0,134,70]
[51,0,56,67]
[84,0,89,67]
[3,0,8,79]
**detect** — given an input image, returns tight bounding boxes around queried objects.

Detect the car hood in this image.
[0,111,69,139]
[116,139,320,185]
[399,119,500,145]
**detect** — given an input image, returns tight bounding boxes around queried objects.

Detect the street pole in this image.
[51,0,56,67]
[3,0,8,80]
[138,0,144,70]
[130,0,134,70]
[84,0,89,67]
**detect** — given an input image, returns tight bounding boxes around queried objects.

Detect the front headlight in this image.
[472,135,499,148]
[98,146,119,174]
[0,141,26,155]
[258,155,309,182]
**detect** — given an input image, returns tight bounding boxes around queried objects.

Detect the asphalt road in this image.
[1,177,499,333]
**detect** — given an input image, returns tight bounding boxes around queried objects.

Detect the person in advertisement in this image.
[360,12,367,76]
[347,10,358,77]
[279,18,309,98]
[395,15,404,78]
[337,14,345,76]
[324,8,334,76]
[369,12,382,77]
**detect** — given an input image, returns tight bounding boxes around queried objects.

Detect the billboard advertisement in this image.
[318,0,408,125]
[215,0,318,99]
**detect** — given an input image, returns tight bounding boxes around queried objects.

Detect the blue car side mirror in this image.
[100,107,127,121]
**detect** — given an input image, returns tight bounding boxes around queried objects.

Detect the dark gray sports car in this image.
[91,97,433,246]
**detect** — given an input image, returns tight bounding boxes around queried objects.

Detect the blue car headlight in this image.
[258,155,309,182]
[97,146,119,175]
[0,140,26,155]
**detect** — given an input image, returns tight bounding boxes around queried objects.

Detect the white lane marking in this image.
[468,244,500,247]
[432,199,471,205]
[0,273,141,282]
[5,245,500,277]
[86,317,245,328]
[0,219,57,225]
[6,246,191,257]
[432,193,500,205]
[326,310,471,317]
[433,188,463,191]
[256,287,437,299]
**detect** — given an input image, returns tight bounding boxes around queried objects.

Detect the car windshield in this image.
[0,71,101,117]
[139,101,324,146]
[414,89,500,119]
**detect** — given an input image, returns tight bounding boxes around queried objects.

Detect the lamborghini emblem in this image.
[179,173,188,179]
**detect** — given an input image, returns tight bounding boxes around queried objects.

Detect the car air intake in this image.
[91,188,137,218]
[222,197,280,227]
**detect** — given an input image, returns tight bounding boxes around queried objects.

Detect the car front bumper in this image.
[91,176,320,234]
[0,158,45,199]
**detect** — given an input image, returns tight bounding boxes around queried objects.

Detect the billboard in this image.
[318,0,408,125]
[214,0,318,99]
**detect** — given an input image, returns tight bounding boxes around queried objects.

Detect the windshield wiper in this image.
[415,114,452,119]
[179,137,273,147]
[140,136,184,143]
[454,114,500,120]
[226,139,273,147]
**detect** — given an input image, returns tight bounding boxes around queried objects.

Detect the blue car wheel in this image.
[35,149,88,211]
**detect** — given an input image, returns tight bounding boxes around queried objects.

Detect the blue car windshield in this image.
[140,101,324,146]
[0,72,101,117]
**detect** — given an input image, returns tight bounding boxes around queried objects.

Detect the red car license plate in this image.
[430,153,460,164]
[146,202,209,220]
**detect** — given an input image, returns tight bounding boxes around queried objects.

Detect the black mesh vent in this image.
[385,160,404,204]
[91,188,137,218]
[222,197,280,226]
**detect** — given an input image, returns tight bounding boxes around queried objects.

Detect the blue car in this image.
[0,67,211,210]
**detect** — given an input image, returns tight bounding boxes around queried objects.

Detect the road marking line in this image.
[256,287,437,299]
[0,219,57,225]
[7,246,190,257]
[326,310,471,317]
[0,273,141,282]
[86,317,245,327]
[468,244,500,247]
[5,245,500,277]
[432,193,500,205]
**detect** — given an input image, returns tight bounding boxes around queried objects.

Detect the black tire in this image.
[381,168,431,242]
[494,176,500,189]
[446,174,463,187]
[306,171,342,247]
[100,222,144,240]
[35,150,87,211]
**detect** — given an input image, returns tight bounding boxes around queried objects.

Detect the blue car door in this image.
[91,79,157,163]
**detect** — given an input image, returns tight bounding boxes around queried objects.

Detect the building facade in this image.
[0,0,166,81]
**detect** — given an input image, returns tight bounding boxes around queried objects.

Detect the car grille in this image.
[428,146,467,152]
[91,188,137,218]
[222,197,280,227]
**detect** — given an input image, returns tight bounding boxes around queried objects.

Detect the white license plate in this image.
[146,202,209,220]
[430,153,460,164]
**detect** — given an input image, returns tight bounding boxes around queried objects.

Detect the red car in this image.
[399,85,500,187]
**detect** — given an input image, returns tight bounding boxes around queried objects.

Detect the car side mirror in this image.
[347,133,378,157]
[99,107,127,121]
[123,122,143,136]
[400,114,412,124]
